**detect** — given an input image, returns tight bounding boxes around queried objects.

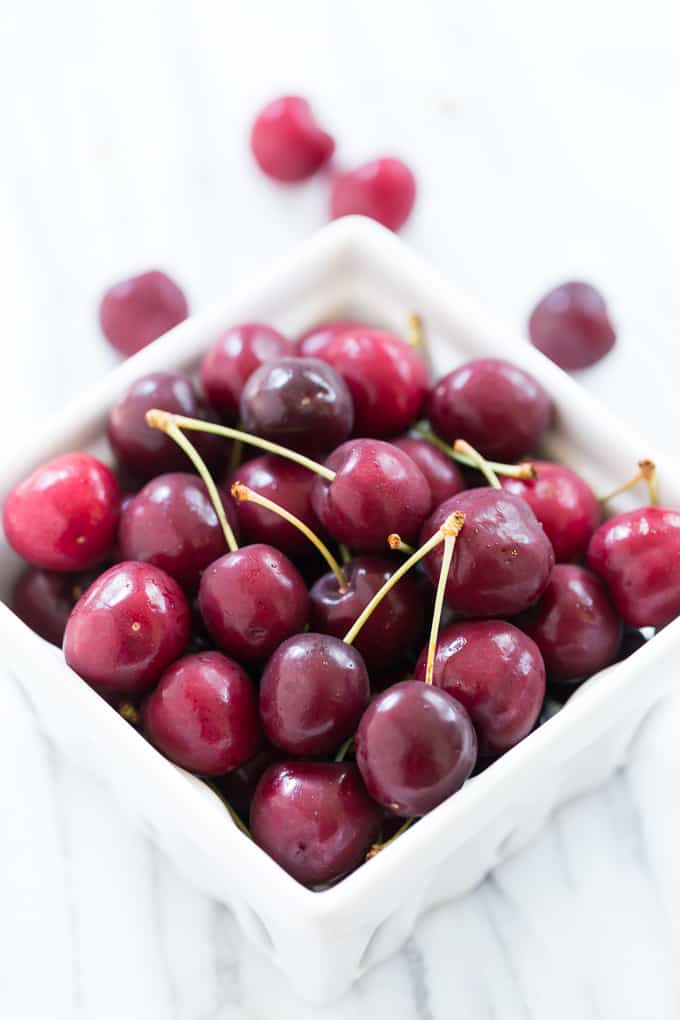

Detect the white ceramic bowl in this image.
[2,217,679,1004]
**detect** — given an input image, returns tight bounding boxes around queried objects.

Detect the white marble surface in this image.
[2,2,680,1017]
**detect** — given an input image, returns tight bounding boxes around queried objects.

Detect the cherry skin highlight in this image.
[12,567,100,646]
[3,453,120,571]
[250,96,334,182]
[529,281,616,371]
[414,620,546,754]
[250,762,381,886]
[392,436,467,506]
[142,651,261,775]
[99,270,188,357]
[200,322,294,422]
[330,158,416,232]
[63,562,190,698]
[298,319,369,359]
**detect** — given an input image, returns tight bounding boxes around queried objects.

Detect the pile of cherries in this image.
[5,312,676,890]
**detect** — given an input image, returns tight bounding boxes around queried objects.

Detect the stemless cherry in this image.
[12,567,99,646]
[63,562,190,698]
[392,436,466,506]
[428,358,552,462]
[355,681,477,817]
[414,621,546,754]
[214,743,282,820]
[200,323,294,422]
[529,281,616,371]
[330,158,416,232]
[500,460,600,562]
[99,270,188,357]
[250,762,381,886]
[298,319,369,359]
[259,633,370,756]
[240,356,354,457]
[118,473,238,590]
[250,96,334,182]
[3,453,120,571]
[517,564,623,683]
[142,651,260,775]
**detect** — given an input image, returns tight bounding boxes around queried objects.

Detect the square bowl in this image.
[2,216,679,1004]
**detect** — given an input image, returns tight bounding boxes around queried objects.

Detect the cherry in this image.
[99,270,188,357]
[118,473,238,590]
[413,620,545,754]
[428,358,552,462]
[250,762,381,886]
[142,651,260,775]
[529,281,616,371]
[311,438,432,551]
[108,372,221,481]
[214,743,282,820]
[355,681,477,817]
[63,562,190,698]
[12,567,99,646]
[329,158,416,232]
[392,436,466,506]
[517,564,623,683]
[259,633,370,756]
[500,460,600,562]
[421,489,555,617]
[587,507,680,628]
[198,544,309,663]
[240,356,354,457]
[250,96,334,182]
[3,453,120,571]
[298,319,368,359]
[200,323,294,422]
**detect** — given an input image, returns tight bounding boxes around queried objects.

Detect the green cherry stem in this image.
[366,818,415,860]
[387,534,416,556]
[599,459,659,507]
[453,439,501,490]
[334,735,354,762]
[118,702,141,727]
[414,423,536,480]
[424,530,460,685]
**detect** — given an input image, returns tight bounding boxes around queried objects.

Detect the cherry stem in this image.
[366,818,414,860]
[334,735,354,762]
[146,410,336,482]
[338,543,351,565]
[453,439,501,490]
[343,511,465,646]
[118,702,140,727]
[599,459,659,507]
[406,313,425,350]
[231,482,348,591]
[414,423,536,480]
[229,436,243,474]
[387,534,416,555]
[424,530,460,685]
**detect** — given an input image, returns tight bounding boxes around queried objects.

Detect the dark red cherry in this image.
[517,564,623,683]
[12,567,99,646]
[421,489,554,617]
[529,281,616,371]
[99,270,188,357]
[214,743,282,820]
[355,681,477,817]
[108,372,221,482]
[142,651,260,775]
[259,633,370,756]
[311,327,428,437]
[198,544,309,663]
[392,436,466,506]
[118,473,238,590]
[309,555,428,670]
[330,158,416,232]
[428,358,552,462]
[500,460,600,562]
[240,356,353,457]
[3,453,120,571]
[63,562,190,698]
[312,439,432,551]
[587,507,680,628]
[250,762,381,886]
[298,319,368,359]
[414,620,545,754]
[250,96,334,182]
[200,323,294,422]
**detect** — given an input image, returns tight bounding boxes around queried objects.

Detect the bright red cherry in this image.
[428,358,552,462]
[330,158,416,232]
[142,651,261,775]
[587,507,680,627]
[3,453,120,571]
[414,621,545,754]
[12,567,99,646]
[99,270,188,357]
[251,762,381,886]
[63,562,190,698]
[529,281,616,371]
[392,436,466,506]
[298,319,368,359]
[250,96,334,182]
[355,681,477,817]
[500,460,600,562]
[200,323,294,422]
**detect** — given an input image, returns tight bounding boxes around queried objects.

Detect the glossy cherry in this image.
[63,562,190,698]
[3,453,120,571]
[355,681,477,817]
[214,743,282,820]
[298,319,369,359]
[500,460,600,562]
[200,322,294,422]
[330,158,416,232]
[392,436,467,506]
[428,358,552,462]
[142,651,261,775]
[12,567,100,646]
[414,620,545,754]
[99,270,188,357]
[250,96,334,182]
[529,281,616,371]
[250,762,381,886]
